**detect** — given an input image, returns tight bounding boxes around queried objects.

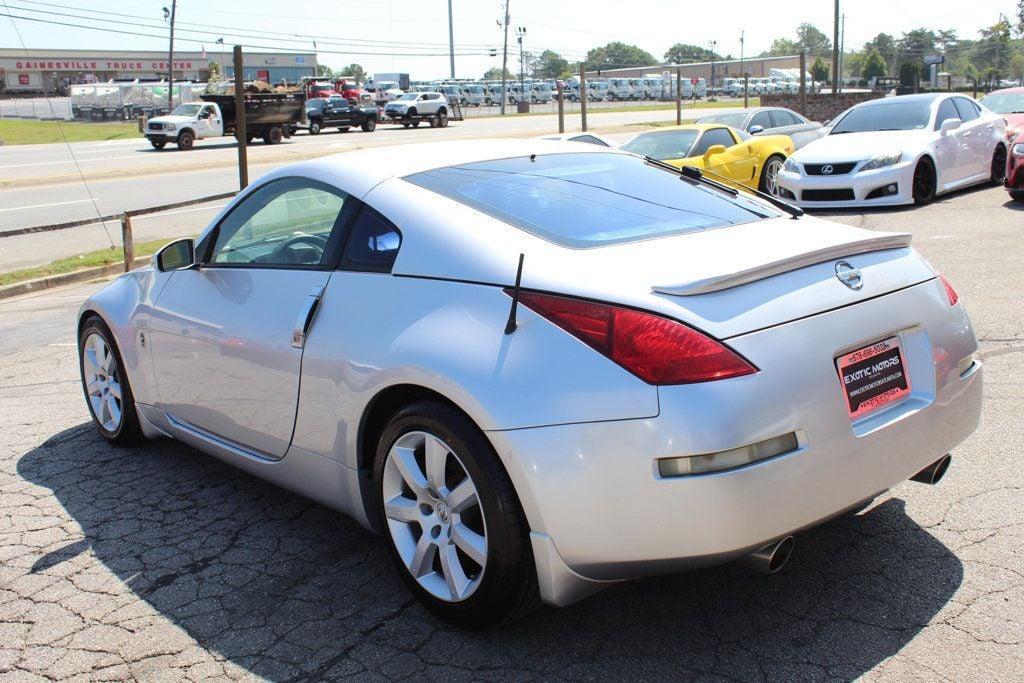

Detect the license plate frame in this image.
[835,336,911,420]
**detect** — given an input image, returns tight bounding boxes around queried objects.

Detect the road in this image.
[0,185,1021,680]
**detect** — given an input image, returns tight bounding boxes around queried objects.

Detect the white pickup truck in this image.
[144,93,305,150]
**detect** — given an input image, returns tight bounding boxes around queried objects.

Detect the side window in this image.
[572,135,610,146]
[770,110,800,127]
[693,128,736,155]
[342,206,402,272]
[748,110,774,130]
[935,99,960,130]
[953,97,980,122]
[209,178,348,267]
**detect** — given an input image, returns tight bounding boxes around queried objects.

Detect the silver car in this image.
[698,107,827,149]
[78,140,982,628]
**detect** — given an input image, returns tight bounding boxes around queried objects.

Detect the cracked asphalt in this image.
[1,183,1022,681]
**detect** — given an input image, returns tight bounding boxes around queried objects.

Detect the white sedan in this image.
[777,93,1007,208]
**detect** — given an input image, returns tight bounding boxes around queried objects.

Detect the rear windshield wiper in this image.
[646,156,803,219]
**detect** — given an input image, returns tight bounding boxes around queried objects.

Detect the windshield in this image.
[404,153,774,248]
[979,92,1024,114]
[831,100,932,133]
[171,104,202,116]
[620,130,700,161]
[468,85,484,93]
[397,93,418,101]
[698,113,747,128]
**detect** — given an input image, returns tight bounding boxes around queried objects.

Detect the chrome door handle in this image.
[291,285,325,348]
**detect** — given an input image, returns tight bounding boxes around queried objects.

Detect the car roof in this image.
[985,86,1024,95]
[634,123,733,134]
[859,93,948,106]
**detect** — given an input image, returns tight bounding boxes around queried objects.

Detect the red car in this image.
[979,87,1024,201]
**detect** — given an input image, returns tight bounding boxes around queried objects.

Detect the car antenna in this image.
[504,253,525,335]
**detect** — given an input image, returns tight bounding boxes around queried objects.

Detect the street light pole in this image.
[499,0,510,116]
[517,26,526,98]
[164,0,177,112]
[832,0,840,96]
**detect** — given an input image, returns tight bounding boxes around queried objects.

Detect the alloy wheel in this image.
[992,146,1007,183]
[82,332,123,433]
[913,160,936,204]
[763,158,784,196]
[382,431,488,602]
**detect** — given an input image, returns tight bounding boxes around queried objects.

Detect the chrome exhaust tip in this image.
[737,536,794,574]
[910,454,952,485]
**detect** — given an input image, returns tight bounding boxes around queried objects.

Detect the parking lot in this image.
[1,182,1021,680]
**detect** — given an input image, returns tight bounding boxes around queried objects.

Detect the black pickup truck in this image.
[304,97,378,134]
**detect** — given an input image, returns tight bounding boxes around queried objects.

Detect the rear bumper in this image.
[488,278,982,605]
[778,161,915,208]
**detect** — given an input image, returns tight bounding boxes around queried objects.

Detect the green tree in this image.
[761,37,800,57]
[533,50,569,79]
[797,23,832,56]
[483,66,512,80]
[663,43,720,64]
[863,33,897,71]
[899,60,921,89]
[862,49,888,81]
[339,64,367,85]
[585,42,656,71]
[975,19,1012,84]
[810,56,829,82]
[315,64,334,79]
[207,60,222,82]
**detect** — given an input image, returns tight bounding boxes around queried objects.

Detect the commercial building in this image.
[0,48,318,94]
[585,54,803,85]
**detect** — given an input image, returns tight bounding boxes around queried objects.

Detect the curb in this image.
[0,255,150,301]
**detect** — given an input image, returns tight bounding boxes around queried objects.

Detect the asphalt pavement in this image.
[0,183,1021,680]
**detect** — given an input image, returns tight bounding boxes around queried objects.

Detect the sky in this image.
[1,0,1020,79]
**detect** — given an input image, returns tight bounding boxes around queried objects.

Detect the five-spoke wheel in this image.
[78,317,142,444]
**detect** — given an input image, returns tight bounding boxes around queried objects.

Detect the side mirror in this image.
[748,124,765,135]
[703,144,727,161]
[940,117,962,134]
[154,238,195,272]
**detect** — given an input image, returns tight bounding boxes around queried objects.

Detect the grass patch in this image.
[0,119,140,145]
[0,239,171,287]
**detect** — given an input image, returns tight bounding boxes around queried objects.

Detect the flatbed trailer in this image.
[384,98,464,128]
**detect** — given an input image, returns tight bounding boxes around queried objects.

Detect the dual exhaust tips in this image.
[737,454,952,575]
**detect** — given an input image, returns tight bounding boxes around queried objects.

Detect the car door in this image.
[697,127,757,186]
[933,97,969,185]
[747,110,774,135]
[194,104,220,137]
[952,97,990,179]
[149,177,355,459]
[769,109,821,149]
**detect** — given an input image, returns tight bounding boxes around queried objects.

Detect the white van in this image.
[607,78,631,100]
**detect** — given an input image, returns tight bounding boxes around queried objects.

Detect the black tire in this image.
[176,129,195,150]
[78,317,144,446]
[361,118,376,132]
[407,107,418,118]
[244,133,255,144]
[912,157,937,205]
[309,119,322,135]
[403,121,411,128]
[263,126,283,144]
[758,154,786,196]
[149,139,166,150]
[429,116,439,128]
[411,120,421,128]
[374,400,539,629]
[990,144,1007,184]
[438,112,449,128]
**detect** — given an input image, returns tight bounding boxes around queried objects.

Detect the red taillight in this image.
[511,290,757,384]
[939,275,959,306]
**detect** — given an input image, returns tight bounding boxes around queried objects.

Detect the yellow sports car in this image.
[620,123,794,196]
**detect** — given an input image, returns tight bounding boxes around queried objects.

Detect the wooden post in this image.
[120,213,134,273]
[233,45,248,190]
[675,68,682,125]
[556,81,565,133]
[799,49,807,115]
[579,63,588,132]
[743,75,749,109]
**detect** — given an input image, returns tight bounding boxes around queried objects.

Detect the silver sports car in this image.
[78,140,982,628]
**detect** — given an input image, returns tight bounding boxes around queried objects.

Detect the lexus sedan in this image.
[778,93,1007,208]
[78,140,982,628]
[696,106,826,149]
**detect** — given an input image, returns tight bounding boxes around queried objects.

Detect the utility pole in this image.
[579,62,587,132]
[831,0,839,97]
[799,49,807,113]
[165,0,177,112]
[499,0,510,115]
[447,0,455,79]
[517,26,526,97]
[839,13,845,93]
[233,45,248,190]
[708,40,717,101]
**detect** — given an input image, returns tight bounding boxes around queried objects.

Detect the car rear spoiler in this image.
[652,231,914,296]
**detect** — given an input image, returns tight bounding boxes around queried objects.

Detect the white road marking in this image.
[0,198,93,213]
[131,203,228,220]
[0,155,146,169]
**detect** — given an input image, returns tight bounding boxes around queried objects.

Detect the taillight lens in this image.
[939,275,959,306]
[511,290,757,384]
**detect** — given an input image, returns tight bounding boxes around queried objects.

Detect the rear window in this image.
[404,153,775,248]
[621,130,699,161]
